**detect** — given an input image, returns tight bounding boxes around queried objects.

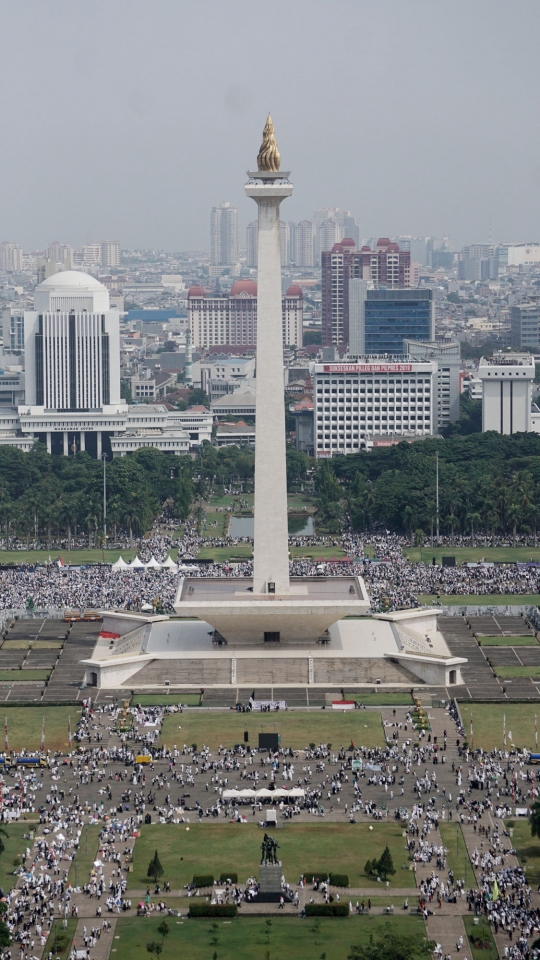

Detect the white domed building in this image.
[0,271,192,458]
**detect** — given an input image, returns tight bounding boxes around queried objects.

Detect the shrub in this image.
[303,871,329,882]
[188,904,237,918]
[219,872,238,884]
[192,875,214,887]
[329,873,349,887]
[305,904,348,917]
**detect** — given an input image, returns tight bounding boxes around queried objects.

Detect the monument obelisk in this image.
[245,115,293,596]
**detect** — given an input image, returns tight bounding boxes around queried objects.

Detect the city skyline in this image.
[1,1,540,251]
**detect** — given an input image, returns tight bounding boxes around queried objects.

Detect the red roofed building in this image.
[188,281,303,349]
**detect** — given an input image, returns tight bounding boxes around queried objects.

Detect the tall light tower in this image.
[245,116,293,596]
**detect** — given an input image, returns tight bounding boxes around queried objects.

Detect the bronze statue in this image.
[261,832,280,864]
[257,114,280,173]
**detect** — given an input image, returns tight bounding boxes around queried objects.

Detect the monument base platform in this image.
[254,861,291,902]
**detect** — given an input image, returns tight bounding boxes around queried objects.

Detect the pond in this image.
[229,515,314,537]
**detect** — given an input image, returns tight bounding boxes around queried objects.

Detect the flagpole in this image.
[4,717,8,755]
[470,713,474,752]
[503,714,506,751]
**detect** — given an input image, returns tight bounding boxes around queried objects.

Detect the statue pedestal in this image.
[255,861,291,903]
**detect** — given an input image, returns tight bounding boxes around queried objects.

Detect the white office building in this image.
[101,241,120,268]
[314,358,437,457]
[210,201,238,266]
[477,352,536,434]
[404,339,461,428]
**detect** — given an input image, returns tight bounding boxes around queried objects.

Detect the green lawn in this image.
[344,693,414,706]
[196,544,346,561]
[0,822,37,892]
[128,822,414,891]
[463,915,497,960]
[160,710,385,751]
[133,694,201,707]
[492,665,540,678]
[405,546,540,564]
[0,670,51,681]
[507,819,540,884]
[477,635,537,646]
[68,824,102,885]
[466,704,539,751]
[0,706,81,752]
[0,548,167,565]
[439,823,475,887]
[419,594,540,607]
[43,920,77,960]
[2,639,63,649]
[115,915,425,960]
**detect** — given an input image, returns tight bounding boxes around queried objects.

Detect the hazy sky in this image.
[1,0,540,253]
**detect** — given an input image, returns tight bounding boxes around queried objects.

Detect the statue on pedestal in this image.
[260,833,279,864]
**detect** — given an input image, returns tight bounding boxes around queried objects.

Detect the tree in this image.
[529,800,540,839]
[147,850,164,882]
[175,470,193,521]
[377,846,395,881]
[348,925,434,960]
[157,920,169,948]
[146,943,162,960]
[0,827,8,856]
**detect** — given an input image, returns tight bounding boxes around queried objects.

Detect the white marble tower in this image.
[245,116,293,596]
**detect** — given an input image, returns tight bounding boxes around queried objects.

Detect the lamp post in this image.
[102,453,107,541]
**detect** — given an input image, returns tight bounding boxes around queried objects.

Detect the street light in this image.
[102,453,107,541]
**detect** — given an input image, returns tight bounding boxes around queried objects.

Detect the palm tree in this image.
[58,495,81,552]
[507,500,521,548]
[466,511,481,548]
[446,512,458,547]
[402,505,415,546]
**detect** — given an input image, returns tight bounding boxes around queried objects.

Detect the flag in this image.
[492,879,499,901]
[470,713,474,751]
[41,716,45,752]
[4,717,8,754]
[68,716,72,748]
[503,714,507,749]
[536,714,538,749]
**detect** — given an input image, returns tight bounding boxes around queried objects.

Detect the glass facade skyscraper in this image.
[363,289,434,355]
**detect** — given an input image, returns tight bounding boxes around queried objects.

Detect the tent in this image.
[145,557,162,569]
[222,787,304,800]
[161,556,178,571]
[129,556,145,569]
[111,557,130,571]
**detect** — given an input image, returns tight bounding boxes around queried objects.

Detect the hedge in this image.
[302,872,349,887]
[305,904,349,917]
[329,874,349,887]
[189,904,238,918]
[192,875,214,887]
[219,872,238,884]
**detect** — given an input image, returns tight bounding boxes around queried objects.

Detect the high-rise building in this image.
[187,280,303,348]
[404,339,461,427]
[246,221,258,268]
[280,221,290,266]
[81,244,101,266]
[45,241,73,268]
[317,218,341,258]
[210,201,239,266]
[477,352,535,434]
[0,242,23,272]
[321,239,411,346]
[294,220,315,267]
[1,311,25,351]
[101,241,120,268]
[511,301,540,350]
[25,272,120,411]
[363,290,434,356]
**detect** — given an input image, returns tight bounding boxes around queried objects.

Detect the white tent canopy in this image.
[111,557,130,571]
[130,556,145,569]
[162,555,178,570]
[223,788,304,800]
[145,557,162,569]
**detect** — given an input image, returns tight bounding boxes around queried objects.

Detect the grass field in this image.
[476,635,537,646]
[463,914,497,960]
[133,694,201,707]
[115,914,425,960]
[439,823,475,887]
[0,548,159,565]
[405,546,540,564]
[465,704,539,750]
[419,594,540,607]
[0,670,50,681]
[492,665,540,678]
[197,544,346,561]
[128,822,414,890]
[0,705,81,752]
[160,709,385,751]
[68,824,102,885]
[43,919,77,960]
[0,822,36,892]
[2,639,62,649]
[507,819,540,884]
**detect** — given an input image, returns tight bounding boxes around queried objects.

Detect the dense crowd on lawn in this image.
[2,525,540,614]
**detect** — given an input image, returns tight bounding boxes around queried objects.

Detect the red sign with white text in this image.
[322,363,413,374]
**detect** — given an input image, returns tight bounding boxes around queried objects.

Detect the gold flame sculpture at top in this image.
[257,114,281,172]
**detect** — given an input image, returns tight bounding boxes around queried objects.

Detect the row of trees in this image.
[319,432,540,539]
